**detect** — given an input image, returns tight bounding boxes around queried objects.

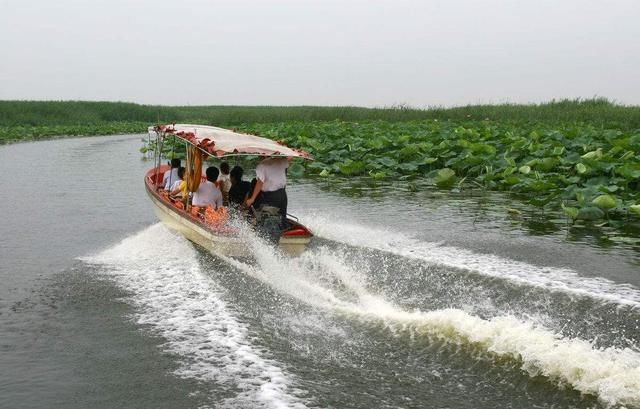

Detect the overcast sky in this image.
[1,0,638,107]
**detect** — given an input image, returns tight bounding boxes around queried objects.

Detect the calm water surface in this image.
[1,135,639,409]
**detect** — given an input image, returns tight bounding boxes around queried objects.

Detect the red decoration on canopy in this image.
[150,124,312,159]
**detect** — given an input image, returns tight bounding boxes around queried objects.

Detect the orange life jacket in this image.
[204,206,228,228]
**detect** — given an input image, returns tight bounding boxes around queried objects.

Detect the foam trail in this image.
[304,214,640,307]
[81,224,307,409]
[350,304,640,408]
[225,235,640,408]
[218,224,372,312]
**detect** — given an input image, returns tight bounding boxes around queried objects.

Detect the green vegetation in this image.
[1,98,640,141]
[2,98,639,225]
[0,122,148,142]
[237,120,640,223]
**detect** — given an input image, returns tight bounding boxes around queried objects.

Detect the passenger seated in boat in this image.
[169,167,186,199]
[192,166,223,209]
[162,158,181,190]
[228,166,252,208]
[218,162,232,204]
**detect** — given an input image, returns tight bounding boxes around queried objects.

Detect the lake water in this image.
[1,134,639,409]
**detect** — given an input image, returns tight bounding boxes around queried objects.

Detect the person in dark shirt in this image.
[228,165,252,207]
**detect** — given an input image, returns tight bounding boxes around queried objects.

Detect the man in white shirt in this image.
[162,158,181,190]
[245,157,289,220]
[192,166,223,209]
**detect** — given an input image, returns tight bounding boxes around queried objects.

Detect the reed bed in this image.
[1,98,639,142]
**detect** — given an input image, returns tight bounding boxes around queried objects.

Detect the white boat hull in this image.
[147,189,311,257]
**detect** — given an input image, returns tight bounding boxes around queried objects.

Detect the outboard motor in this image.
[254,205,283,244]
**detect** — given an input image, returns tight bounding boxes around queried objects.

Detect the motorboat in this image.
[145,124,313,257]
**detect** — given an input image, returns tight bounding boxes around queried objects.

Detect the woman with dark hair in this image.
[162,158,181,190]
[228,165,252,207]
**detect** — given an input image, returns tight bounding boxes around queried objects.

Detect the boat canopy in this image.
[149,124,312,159]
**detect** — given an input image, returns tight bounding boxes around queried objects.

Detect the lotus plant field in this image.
[236,120,640,223]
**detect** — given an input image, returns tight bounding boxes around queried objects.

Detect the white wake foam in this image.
[362,305,640,408]
[223,233,640,408]
[81,220,640,407]
[81,223,307,409]
[303,214,640,308]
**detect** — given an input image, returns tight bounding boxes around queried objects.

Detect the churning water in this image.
[1,134,639,409]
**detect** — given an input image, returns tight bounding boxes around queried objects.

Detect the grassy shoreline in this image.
[0,122,149,144]
[1,98,640,144]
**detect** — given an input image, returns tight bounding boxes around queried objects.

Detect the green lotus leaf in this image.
[288,162,305,177]
[368,162,384,171]
[538,157,558,171]
[399,145,419,160]
[592,194,617,210]
[526,180,556,192]
[319,169,331,177]
[561,203,579,220]
[503,175,521,185]
[338,160,365,175]
[577,206,605,220]
[585,177,610,187]
[434,168,456,188]
[378,157,398,167]
[307,161,327,171]
[398,162,420,172]
[629,205,640,217]
[563,152,582,163]
[518,165,531,174]
[581,148,602,160]
[616,164,640,179]
[599,185,619,193]
[576,163,588,174]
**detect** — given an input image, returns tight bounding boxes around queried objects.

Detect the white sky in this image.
[1,0,638,107]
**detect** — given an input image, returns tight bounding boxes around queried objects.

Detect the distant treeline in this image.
[1,98,639,129]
